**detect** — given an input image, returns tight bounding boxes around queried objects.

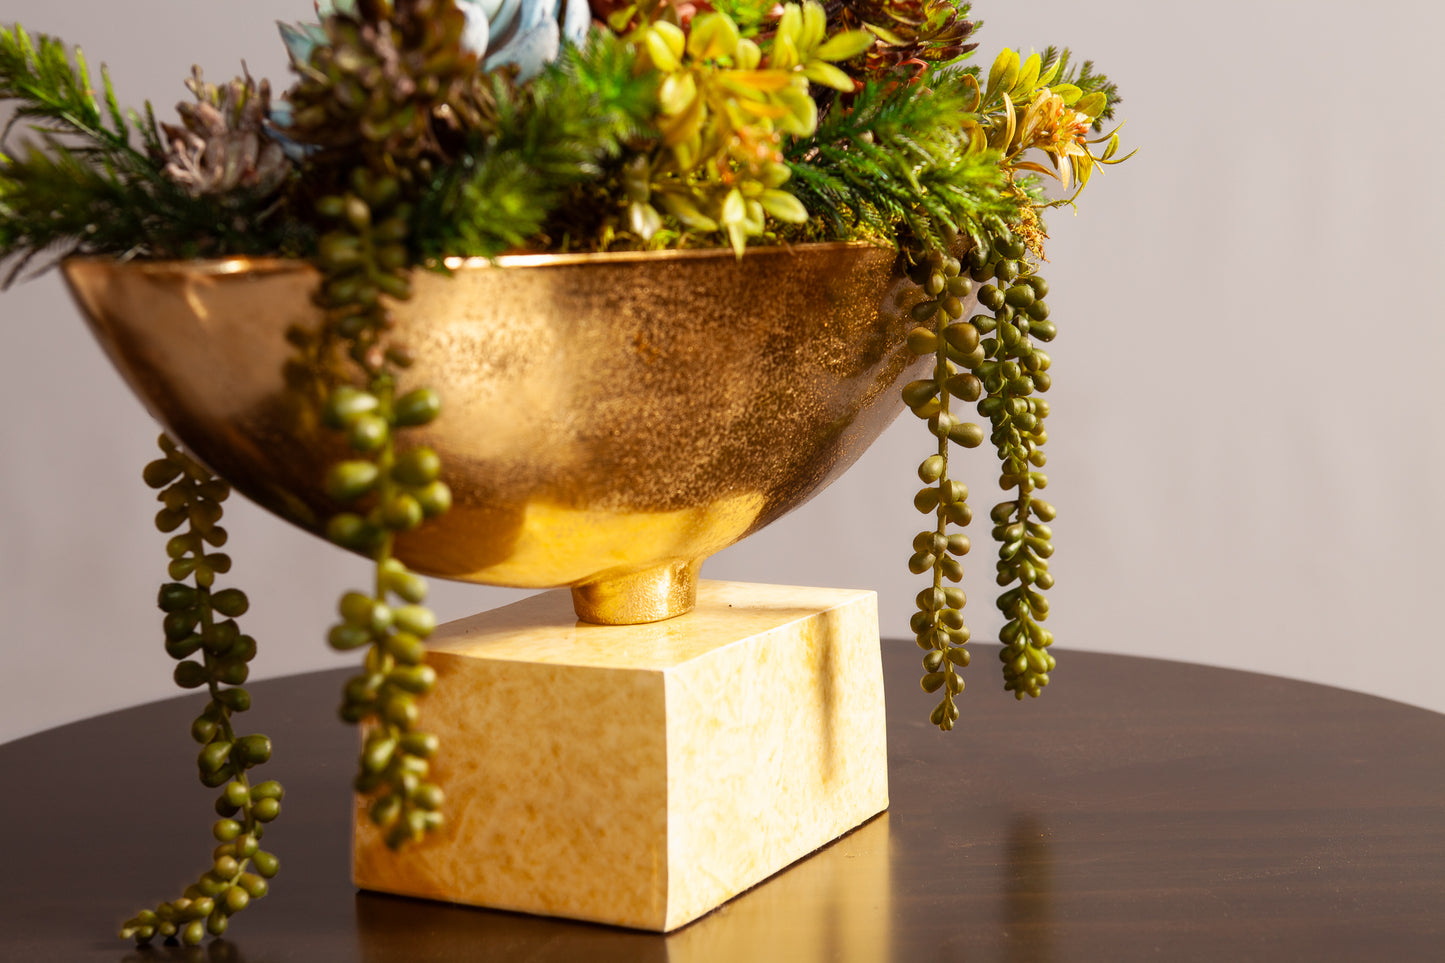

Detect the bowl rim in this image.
[63,239,898,279]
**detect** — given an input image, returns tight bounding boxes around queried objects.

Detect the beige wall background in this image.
[2,1,1441,743]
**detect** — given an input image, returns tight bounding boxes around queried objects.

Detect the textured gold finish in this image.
[570,559,701,624]
[63,244,959,621]
[351,580,890,931]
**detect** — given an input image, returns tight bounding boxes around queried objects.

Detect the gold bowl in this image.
[64,243,953,623]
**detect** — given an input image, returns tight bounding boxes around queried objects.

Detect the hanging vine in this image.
[120,437,281,945]
[901,247,983,729]
[969,232,1058,699]
[281,0,476,848]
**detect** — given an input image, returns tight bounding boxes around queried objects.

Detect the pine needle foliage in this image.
[784,70,1014,252]
[413,32,656,258]
[0,25,143,161]
[0,26,301,282]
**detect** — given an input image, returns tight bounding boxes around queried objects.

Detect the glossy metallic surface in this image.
[569,558,702,625]
[64,244,946,620]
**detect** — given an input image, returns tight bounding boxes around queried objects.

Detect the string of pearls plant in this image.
[900,221,1060,727]
[311,178,453,851]
[121,438,282,945]
[969,237,1060,701]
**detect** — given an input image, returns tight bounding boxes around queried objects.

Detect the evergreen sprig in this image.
[0,25,142,158]
[413,32,657,258]
[0,26,301,280]
[0,26,156,276]
[0,139,302,279]
[784,70,1014,251]
[0,144,136,266]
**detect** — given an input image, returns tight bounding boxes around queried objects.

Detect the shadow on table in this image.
[354,812,892,962]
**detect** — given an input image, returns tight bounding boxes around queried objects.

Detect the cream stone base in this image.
[352,580,890,932]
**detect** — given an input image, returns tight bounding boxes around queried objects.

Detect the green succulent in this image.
[623,1,872,253]
[284,0,478,162]
[161,67,291,198]
[281,0,591,83]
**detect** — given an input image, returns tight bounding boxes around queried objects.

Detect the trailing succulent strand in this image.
[886,43,1126,719]
[286,0,465,849]
[121,436,281,946]
[901,246,984,729]
[320,356,452,850]
[967,230,1057,698]
[900,226,1057,721]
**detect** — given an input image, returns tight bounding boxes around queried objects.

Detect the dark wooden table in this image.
[2,643,1442,962]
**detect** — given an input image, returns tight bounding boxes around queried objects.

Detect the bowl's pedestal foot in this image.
[570,559,702,625]
[351,579,890,932]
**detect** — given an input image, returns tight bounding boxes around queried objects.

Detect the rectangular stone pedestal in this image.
[352,580,889,932]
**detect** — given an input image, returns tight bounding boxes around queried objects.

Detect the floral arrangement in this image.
[0,0,1127,946]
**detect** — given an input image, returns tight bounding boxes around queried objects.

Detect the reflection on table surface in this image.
[356,813,890,963]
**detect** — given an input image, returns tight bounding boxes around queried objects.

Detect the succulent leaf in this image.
[279,0,590,83]
[161,67,291,197]
[837,0,978,73]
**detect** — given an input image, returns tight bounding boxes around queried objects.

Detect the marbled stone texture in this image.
[352,580,890,932]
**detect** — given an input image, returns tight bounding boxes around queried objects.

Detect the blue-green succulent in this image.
[279,0,592,83]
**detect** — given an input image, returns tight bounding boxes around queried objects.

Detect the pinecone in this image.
[835,0,978,73]
[161,68,291,198]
